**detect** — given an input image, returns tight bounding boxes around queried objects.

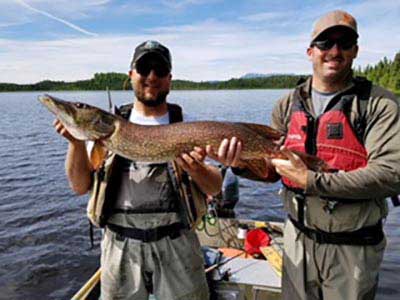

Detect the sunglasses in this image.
[311,38,356,51]
[135,60,170,78]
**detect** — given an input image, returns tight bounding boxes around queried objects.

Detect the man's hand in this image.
[271,146,308,189]
[175,146,206,174]
[206,137,244,168]
[53,118,92,194]
[53,119,82,145]
[176,146,223,196]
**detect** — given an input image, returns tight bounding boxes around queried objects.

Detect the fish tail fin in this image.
[292,150,332,172]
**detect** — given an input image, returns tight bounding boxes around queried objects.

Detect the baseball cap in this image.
[311,10,358,42]
[130,40,172,71]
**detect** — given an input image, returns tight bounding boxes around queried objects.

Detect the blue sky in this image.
[0,0,399,84]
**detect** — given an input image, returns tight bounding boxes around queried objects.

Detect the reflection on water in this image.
[0,90,398,299]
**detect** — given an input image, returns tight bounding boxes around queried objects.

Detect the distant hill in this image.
[240,73,295,79]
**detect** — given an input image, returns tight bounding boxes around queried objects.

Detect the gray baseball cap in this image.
[311,10,358,42]
[130,40,172,70]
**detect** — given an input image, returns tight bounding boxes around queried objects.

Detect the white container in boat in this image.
[237,225,248,239]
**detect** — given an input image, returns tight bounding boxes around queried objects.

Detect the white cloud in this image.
[160,0,222,10]
[0,1,398,84]
[0,20,312,84]
[239,12,286,22]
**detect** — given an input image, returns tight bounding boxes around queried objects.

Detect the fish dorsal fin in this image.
[90,141,108,171]
[237,123,284,141]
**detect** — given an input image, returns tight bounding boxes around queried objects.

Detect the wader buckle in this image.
[323,200,338,214]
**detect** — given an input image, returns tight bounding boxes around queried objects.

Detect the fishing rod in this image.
[106,86,113,113]
[205,250,245,273]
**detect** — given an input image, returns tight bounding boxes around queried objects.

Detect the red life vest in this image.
[282,80,370,190]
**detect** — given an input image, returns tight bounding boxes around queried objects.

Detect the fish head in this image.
[39,94,116,141]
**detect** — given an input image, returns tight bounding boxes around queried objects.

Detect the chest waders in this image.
[280,77,389,298]
[283,77,385,246]
[87,103,207,245]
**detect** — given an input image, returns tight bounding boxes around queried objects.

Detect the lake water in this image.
[0,90,398,299]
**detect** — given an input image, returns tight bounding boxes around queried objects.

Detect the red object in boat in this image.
[244,228,271,255]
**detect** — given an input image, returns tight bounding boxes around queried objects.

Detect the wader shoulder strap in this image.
[353,76,372,143]
[168,161,195,229]
[115,102,182,122]
[167,103,183,123]
[167,103,201,227]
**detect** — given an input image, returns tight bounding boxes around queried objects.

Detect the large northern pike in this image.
[39,94,330,173]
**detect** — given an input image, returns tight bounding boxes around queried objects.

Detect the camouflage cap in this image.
[130,40,172,70]
[311,10,358,42]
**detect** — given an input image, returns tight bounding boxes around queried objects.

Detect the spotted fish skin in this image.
[38,94,330,172]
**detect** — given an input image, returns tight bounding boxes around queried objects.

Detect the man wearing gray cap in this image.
[209,10,400,300]
[54,40,222,299]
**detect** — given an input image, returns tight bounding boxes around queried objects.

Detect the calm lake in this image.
[0,90,398,299]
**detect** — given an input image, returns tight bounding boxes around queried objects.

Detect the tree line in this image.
[355,51,400,94]
[0,51,398,93]
[0,73,305,92]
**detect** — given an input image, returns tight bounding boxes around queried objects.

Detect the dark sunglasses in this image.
[135,60,170,78]
[311,38,356,51]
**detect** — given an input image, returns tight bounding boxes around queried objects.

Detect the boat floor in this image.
[197,218,283,299]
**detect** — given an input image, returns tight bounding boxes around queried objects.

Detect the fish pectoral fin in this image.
[90,141,108,171]
[237,123,284,141]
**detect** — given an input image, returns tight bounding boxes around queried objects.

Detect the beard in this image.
[135,90,169,107]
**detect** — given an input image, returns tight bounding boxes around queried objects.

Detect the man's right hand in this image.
[53,119,93,195]
[206,137,244,168]
[53,119,82,145]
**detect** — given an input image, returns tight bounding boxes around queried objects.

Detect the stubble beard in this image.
[134,89,169,107]
[315,62,353,89]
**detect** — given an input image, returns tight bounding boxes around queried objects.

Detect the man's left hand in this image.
[176,146,206,175]
[271,146,308,189]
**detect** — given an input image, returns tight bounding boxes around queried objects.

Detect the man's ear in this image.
[306,47,313,61]
[353,45,359,59]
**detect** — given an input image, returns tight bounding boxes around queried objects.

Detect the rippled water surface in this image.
[0,90,398,299]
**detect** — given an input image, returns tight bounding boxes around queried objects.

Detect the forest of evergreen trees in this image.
[355,52,400,94]
[0,51,398,93]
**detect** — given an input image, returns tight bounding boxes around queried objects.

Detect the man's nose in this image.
[329,43,342,55]
[147,69,158,80]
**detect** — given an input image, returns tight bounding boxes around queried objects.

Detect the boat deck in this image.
[196,218,283,299]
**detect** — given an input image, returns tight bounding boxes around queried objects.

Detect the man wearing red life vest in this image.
[208,10,400,300]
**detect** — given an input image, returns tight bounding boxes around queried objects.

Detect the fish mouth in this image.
[38,94,76,117]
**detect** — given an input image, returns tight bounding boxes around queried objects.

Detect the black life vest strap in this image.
[289,216,384,245]
[107,222,185,242]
